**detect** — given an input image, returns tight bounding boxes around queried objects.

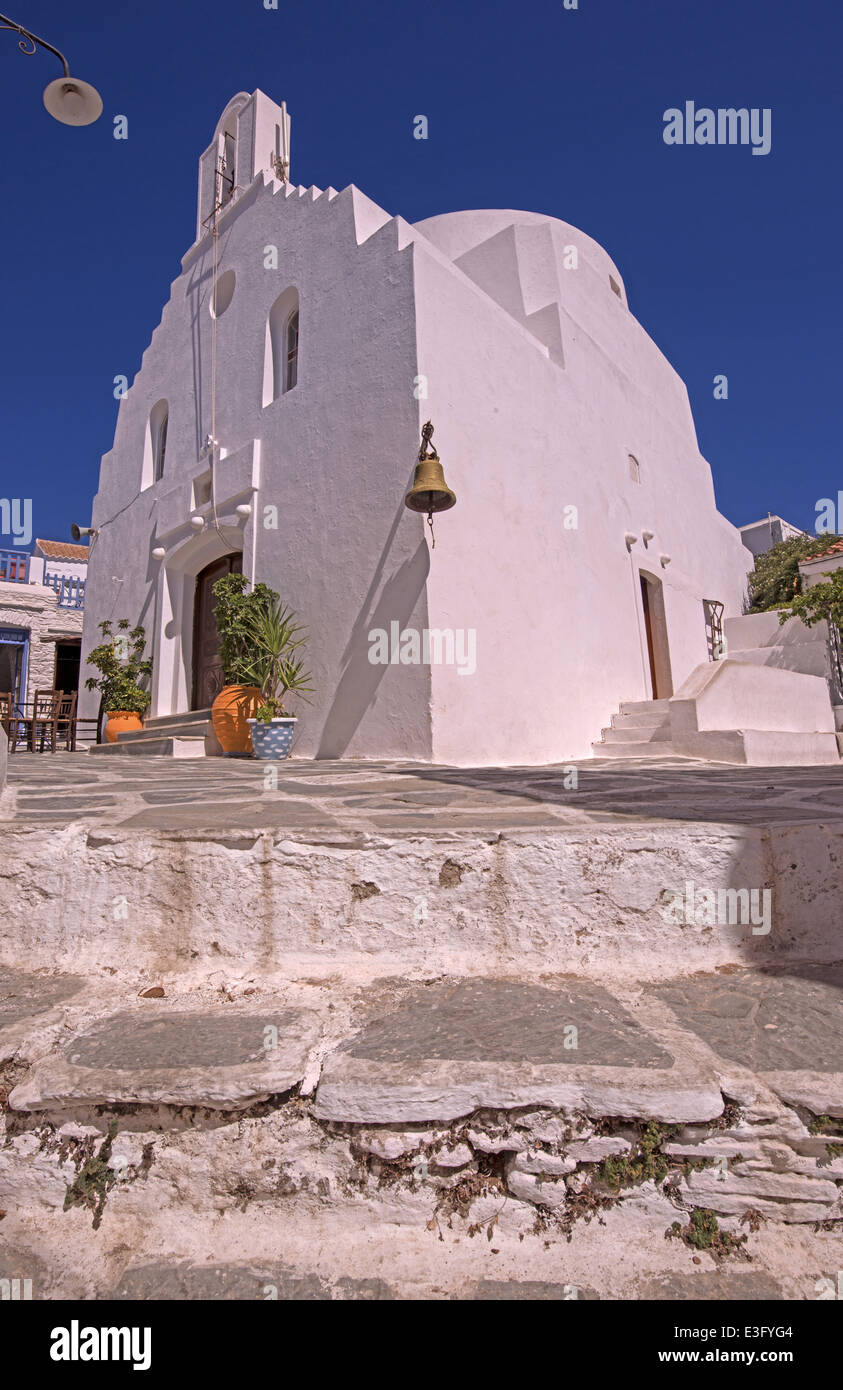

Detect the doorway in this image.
[0,627,28,713]
[639,573,673,699]
[191,552,242,709]
[54,640,81,695]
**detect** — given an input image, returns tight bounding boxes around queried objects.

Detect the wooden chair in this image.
[13,689,61,753]
[0,692,12,744]
[55,690,78,751]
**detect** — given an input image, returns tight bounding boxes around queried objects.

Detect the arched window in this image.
[263,287,299,406]
[628,453,641,484]
[286,310,299,391]
[141,399,169,491]
[154,407,168,481]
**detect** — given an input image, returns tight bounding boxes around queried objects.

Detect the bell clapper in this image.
[427,510,435,549]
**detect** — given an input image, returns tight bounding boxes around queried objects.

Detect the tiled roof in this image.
[802,538,843,564]
[34,538,89,561]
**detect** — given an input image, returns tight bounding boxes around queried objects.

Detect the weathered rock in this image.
[506,1168,567,1210]
[511,1150,576,1177]
[465,1128,527,1154]
[355,1130,435,1161]
[567,1137,631,1162]
[432,1143,474,1169]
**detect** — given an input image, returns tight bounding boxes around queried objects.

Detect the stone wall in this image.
[0,579,83,704]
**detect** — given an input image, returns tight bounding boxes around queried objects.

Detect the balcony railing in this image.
[0,549,29,583]
[43,573,86,609]
[0,552,85,608]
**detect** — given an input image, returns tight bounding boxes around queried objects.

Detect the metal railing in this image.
[43,572,86,609]
[0,549,29,582]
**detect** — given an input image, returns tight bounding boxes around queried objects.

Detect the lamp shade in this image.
[43,76,103,126]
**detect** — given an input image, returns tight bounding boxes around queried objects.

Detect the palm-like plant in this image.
[242,600,313,721]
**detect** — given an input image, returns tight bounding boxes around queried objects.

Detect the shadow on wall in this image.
[400,761,843,980]
[317,507,430,759]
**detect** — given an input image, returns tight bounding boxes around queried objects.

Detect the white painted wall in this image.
[411,210,751,763]
[81,92,753,765]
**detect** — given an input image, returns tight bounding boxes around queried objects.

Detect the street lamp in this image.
[1,11,102,125]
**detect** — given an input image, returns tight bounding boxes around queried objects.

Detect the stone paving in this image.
[2,964,842,1299]
[10,1004,321,1111]
[4,966,840,1123]
[3,754,842,1299]
[3,750,843,832]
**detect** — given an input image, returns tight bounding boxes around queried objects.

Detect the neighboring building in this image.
[0,540,87,713]
[80,89,753,765]
[739,515,803,558]
[799,537,843,589]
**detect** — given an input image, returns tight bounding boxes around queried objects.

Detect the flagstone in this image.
[9,1007,322,1111]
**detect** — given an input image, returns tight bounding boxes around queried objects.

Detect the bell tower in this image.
[196,90,291,241]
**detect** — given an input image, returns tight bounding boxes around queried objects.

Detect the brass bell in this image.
[404,421,456,515]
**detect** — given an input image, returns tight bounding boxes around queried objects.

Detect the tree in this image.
[779,570,843,631]
[748,533,843,613]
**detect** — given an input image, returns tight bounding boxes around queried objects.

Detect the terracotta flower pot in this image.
[105,711,143,743]
[211,684,263,755]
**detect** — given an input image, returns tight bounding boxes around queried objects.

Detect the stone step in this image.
[618,698,671,716]
[601,724,671,744]
[610,710,670,730]
[144,708,213,731]
[591,740,679,759]
[88,736,207,759]
[118,719,211,742]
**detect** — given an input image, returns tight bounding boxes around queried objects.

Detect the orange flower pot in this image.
[211,684,263,755]
[105,711,143,743]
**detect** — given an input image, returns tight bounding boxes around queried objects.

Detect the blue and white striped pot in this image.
[246,717,297,761]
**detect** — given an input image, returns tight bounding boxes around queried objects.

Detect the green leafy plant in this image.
[85,620,152,715]
[242,599,313,721]
[748,533,842,613]
[778,569,843,632]
[211,573,280,685]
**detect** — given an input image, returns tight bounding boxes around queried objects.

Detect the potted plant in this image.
[210,573,279,755]
[85,620,152,743]
[243,599,313,761]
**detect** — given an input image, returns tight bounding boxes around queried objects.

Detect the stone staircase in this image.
[591,699,677,759]
[88,709,216,758]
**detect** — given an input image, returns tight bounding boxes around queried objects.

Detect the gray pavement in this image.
[3,752,842,833]
[5,967,841,1123]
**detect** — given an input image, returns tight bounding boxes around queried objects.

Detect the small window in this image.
[286,310,299,392]
[141,398,169,491]
[628,454,641,484]
[610,275,622,299]
[154,410,168,482]
[263,287,299,405]
[193,471,212,509]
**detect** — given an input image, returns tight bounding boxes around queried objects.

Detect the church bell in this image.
[404,421,456,516]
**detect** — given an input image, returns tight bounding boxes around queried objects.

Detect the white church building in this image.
[81,89,836,766]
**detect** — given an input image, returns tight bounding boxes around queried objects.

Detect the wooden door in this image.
[192,553,242,710]
[640,574,659,699]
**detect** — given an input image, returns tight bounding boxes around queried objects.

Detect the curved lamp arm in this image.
[0,11,70,75]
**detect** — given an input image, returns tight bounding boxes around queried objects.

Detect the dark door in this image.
[640,574,659,699]
[192,553,242,710]
[54,641,81,694]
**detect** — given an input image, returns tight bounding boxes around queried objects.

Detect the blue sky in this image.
[1,0,841,546]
